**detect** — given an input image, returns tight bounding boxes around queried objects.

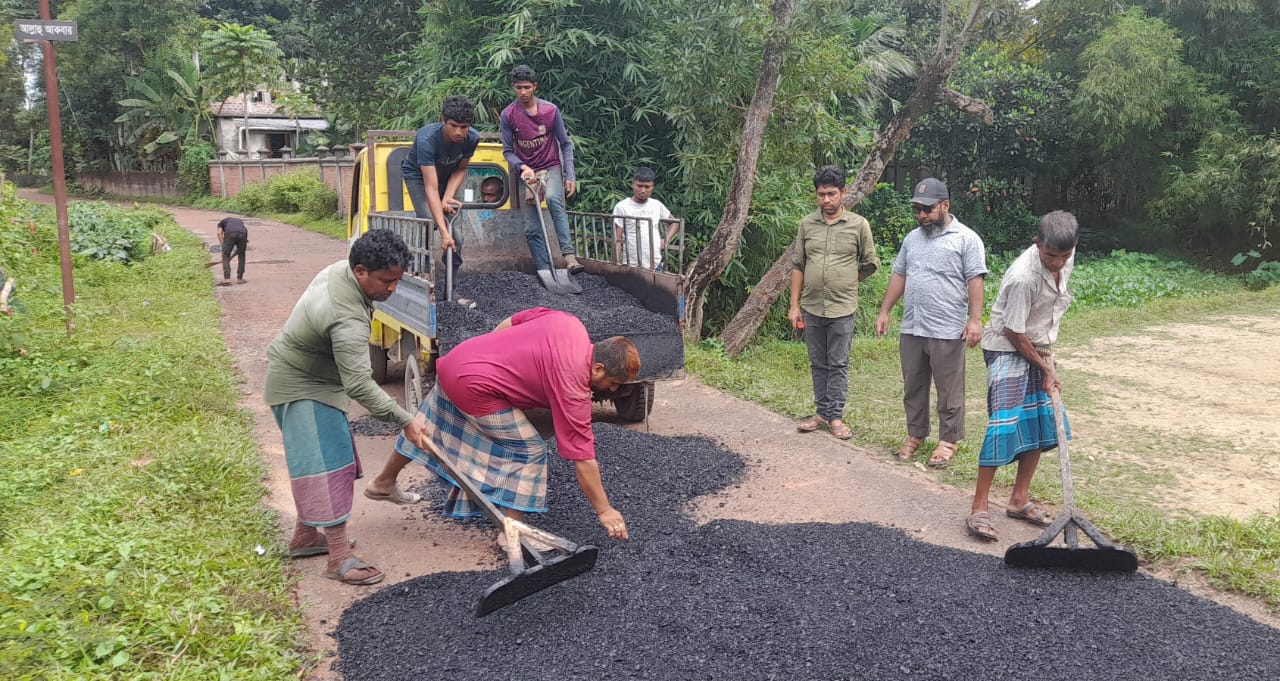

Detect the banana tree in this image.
[115,59,216,158]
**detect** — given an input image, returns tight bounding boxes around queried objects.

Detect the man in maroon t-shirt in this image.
[370,308,639,539]
[499,65,584,275]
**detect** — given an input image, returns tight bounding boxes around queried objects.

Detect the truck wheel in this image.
[404,346,426,413]
[370,343,390,384]
[612,382,655,422]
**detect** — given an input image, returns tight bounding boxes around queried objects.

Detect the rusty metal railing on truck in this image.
[568,211,686,273]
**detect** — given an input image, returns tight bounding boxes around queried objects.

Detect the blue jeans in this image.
[404,178,462,280]
[803,311,856,422]
[518,166,574,270]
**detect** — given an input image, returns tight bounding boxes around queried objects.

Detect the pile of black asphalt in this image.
[347,415,402,438]
[334,425,1280,681]
[435,272,683,381]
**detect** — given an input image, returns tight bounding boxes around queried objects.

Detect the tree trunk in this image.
[717,1,993,357]
[682,0,798,342]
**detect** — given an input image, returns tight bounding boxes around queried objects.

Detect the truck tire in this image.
[613,382,655,422]
[404,346,426,414]
[370,343,389,384]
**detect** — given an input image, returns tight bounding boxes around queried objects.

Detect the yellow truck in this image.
[347,130,686,422]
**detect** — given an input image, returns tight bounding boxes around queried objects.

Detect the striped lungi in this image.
[977,350,1071,467]
[395,383,548,518]
[271,400,362,528]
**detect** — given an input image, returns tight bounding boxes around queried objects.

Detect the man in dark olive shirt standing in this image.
[789,165,879,441]
[216,216,248,286]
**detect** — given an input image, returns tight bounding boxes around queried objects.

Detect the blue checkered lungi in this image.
[978,350,1070,467]
[395,383,548,518]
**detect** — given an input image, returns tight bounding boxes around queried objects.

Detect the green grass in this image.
[691,251,1280,610]
[0,194,306,678]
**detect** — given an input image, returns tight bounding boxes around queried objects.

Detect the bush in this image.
[950,178,1038,253]
[856,183,915,250]
[1154,130,1280,258]
[231,171,338,219]
[1245,262,1280,290]
[67,202,162,264]
[232,181,272,214]
[178,142,216,196]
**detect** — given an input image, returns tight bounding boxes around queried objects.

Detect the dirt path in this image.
[24,190,1273,674]
[1059,316,1280,519]
[163,205,1052,677]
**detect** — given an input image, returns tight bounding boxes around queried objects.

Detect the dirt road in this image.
[163,204,1053,677]
[23,190,1273,674]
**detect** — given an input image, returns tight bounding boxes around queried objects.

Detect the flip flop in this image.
[966,511,998,542]
[363,487,422,505]
[288,536,356,559]
[1006,502,1053,527]
[829,422,853,440]
[323,555,385,586]
[796,416,827,433]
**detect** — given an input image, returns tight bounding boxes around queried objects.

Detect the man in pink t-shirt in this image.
[372,308,639,540]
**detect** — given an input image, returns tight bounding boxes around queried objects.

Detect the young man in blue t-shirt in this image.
[402,95,480,281]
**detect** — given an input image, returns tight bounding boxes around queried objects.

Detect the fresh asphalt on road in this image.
[334,424,1280,681]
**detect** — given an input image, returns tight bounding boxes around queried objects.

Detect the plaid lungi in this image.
[271,400,363,528]
[395,383,548,518]
[978,350,1071,467]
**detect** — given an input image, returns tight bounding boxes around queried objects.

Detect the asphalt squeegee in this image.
[1004,389,1139,572]
[411,435,599,616]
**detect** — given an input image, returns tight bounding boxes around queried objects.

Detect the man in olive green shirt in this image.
[265,229,428,586]
[788,165,879,440]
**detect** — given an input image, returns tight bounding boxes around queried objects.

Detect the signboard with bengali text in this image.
[15,20,78,42]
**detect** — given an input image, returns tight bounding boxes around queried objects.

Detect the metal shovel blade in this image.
[476,545,599,617]
[528,176,582,295]
[536,267,583,294]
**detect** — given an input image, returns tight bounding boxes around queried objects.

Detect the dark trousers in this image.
[404,178,463,281]
[221,232,247,280]
[899,334,967,442]
[803,311,856,422]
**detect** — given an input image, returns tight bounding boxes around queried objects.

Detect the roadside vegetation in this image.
[0,185,305,678]
[53,170,347,241]
[689,251,1280,609]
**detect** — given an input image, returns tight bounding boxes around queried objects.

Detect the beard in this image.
[918,214,947,234]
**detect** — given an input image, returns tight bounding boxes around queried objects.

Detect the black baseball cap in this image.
[911,177,949,206]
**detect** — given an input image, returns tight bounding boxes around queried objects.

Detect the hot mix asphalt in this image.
[334,425,1280,680]
[435,272,684,380]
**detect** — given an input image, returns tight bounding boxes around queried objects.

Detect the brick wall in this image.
[75,171,180,197]
[209,157,355,217]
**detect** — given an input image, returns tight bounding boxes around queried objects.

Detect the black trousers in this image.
[221,232,247,280]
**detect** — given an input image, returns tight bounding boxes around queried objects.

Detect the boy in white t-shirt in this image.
[612,167,678,270]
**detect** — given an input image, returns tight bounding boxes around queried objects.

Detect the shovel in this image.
[526,173,582,294]
[410,434,598,617]
[1004,389,1139,572]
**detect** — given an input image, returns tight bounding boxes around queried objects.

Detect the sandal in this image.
[1006,502,1053,528]
[828,421,853,440]
[323,555,385,586]
[796,416,827,433]
[896,436,924,461]
[363,487,422,505]
[966,511,998,542]
[928,441,958,468]
[288,536,356,559]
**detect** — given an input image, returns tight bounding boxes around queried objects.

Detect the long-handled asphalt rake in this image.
[1004,389,1139,572]
[412,435,599,616]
